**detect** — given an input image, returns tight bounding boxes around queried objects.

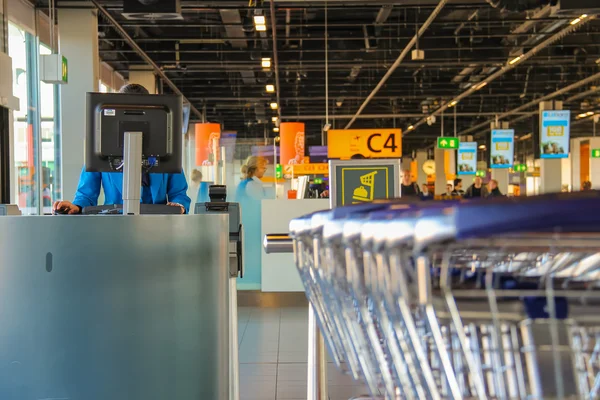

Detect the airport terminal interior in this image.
[2,0,600,399]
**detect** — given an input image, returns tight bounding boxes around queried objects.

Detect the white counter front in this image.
[261,199,329,292]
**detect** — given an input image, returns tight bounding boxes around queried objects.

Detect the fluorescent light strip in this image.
[509,56,522,65]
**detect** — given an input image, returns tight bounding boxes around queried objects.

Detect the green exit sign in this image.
[275,164,283,179]
[62,56,68,83]
[476,170,486,177]
[514,164,528,172]
[592,149,600,158]
[437,137,459,150]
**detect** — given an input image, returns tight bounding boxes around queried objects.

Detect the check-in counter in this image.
[0,214,230,399]
[261,199,329,292]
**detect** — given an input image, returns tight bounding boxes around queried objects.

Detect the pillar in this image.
[538,101,563,194]
[490,121,510,195]
[58,8,99,201]
[129,66,156,94]
[571,138,581,192]
[434,148,446,194]
[415,151,428,185]
[587,137,600,189]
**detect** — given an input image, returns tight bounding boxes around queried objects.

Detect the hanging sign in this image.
[283,163,329,176]
[592,149,600,159]
[540,110,570,159]
[490,129,515,168]
[457,142,477,175]
[327,129,402,159]
[280,122,306,165]
[195,123,221,166]
[437,137,459,150]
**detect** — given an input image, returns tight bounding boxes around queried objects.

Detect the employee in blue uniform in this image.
[52,83,191,214]
[235,155,267,289]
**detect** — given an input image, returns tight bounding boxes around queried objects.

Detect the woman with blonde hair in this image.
[236,156,268,200]
[235,155,268,289]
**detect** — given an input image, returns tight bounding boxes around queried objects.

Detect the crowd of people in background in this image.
[400,170,505,200]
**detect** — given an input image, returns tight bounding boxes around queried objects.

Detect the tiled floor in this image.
[238,306,372,400]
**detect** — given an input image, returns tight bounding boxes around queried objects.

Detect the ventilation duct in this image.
[122,0,183,20]
[485,0,555,12]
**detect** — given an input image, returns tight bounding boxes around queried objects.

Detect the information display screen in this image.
[490,129,514,168]
[457,142,477,175]
[540,110,570,159]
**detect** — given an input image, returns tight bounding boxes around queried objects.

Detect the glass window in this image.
[39,43,60,213]
[9,22,39,214]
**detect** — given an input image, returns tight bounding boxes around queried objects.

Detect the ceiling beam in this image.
[89,0,203,119]
[344,0,449,128]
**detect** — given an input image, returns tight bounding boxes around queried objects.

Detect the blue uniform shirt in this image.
[73,166,191,213]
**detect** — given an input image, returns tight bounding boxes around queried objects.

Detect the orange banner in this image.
[195,123,221,166]
[283,163,329,175]
[327,129,402,159]
[280,122,306,165]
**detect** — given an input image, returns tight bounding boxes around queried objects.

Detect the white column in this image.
[415,151,428,185]
[571,138,581,192]
[129,67,156,94]
[539,101,563,194]
[589,137,600,189]
[434,148,446,194]
[58,8,99,201]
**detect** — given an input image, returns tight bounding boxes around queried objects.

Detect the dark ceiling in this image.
[47,0,600,155]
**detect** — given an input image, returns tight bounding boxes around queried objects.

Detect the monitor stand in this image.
[123,131,143,215]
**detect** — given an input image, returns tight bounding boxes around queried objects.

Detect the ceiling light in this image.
[266,84,275,93]
[587,111,595,116]
[571,14,588,25]
[475,82,488,90]
[509,55,522,65]
[578,112,588,119]
[256,24,267,32]
[270,102,278,110]
[272,116,278,122]
[261,58,271,68]
[273,127,279,132]
[479,145,486,150]
[253,15,266,25]
[449,100,458,107]
[408,125,414,130]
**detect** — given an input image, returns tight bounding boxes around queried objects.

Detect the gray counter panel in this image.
[0,215,229,400]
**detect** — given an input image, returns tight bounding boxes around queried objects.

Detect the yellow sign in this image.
[547,126,564,137]
[495,142,509,151]
[283,163,329,175]
[328,129,402,159]
[352,171,378,203]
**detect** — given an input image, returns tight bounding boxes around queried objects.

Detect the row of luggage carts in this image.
[287,192,600,399]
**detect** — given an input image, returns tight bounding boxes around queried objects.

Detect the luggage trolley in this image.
[267,192,600,399]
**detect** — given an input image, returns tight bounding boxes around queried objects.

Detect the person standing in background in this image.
[421,184,433,200]
[464,176,489,199]
[400,170,421,198]
[235,156,268,289]
[487,179,504,198]
[451,179,465,196]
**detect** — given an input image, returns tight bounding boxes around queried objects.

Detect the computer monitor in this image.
[85,92,183,174]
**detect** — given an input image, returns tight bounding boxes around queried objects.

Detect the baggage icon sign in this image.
[352,171,378,203]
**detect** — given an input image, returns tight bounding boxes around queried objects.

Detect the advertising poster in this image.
[195,123,221,166]
[490,129,515,168]
[457,142,477,175]
[280,122,306,165]
[540,110,570,159]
